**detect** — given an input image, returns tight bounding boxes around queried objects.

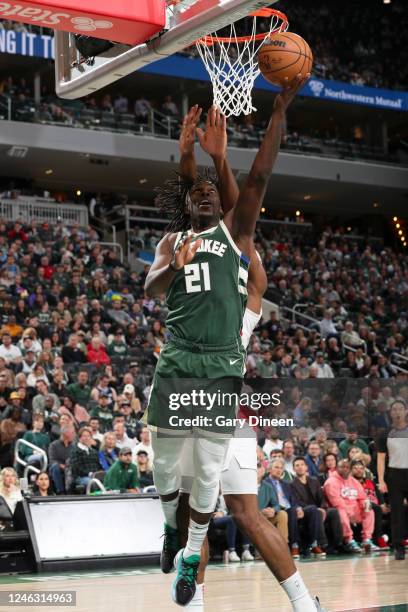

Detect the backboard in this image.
[55,0,278,99]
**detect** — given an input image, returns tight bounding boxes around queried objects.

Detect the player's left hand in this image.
[196,105,227,159]
[274,73,310,116]
[179,104,202,156]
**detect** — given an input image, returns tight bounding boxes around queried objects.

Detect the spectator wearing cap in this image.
[132,426,154,462]
[0,407,27,465]
[339,430,370,462]
[107,329,128,358]
[123,383,142,415]
[2,390,29,426]
[311,353,334,378]
[351,459,390,550]
[20,350,37,375]
[86,337,111,367]
[66,370,91,407]
[48,425,76,494]
[0,332,22,364]
[90,394,114,433]
[117,397,139,438]
[135,449,154,488]
[103,447,140,493]
[107,298,134,328]
[324,459,377,554]
[98,432,120,471]
[69,426,101,488]
[61,334,87,364]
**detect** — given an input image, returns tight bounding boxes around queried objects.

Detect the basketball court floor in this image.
[1,555,407,612]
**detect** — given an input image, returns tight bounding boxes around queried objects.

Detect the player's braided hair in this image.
[155,171,219,233]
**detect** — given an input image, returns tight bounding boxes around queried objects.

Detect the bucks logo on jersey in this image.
[166,221,249,346]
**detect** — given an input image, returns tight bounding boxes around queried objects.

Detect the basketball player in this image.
[176,104,324,612]
[144,74,308,606]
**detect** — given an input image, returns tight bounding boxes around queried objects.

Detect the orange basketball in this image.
[258,32,313,87]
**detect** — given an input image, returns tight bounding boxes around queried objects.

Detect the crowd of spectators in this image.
[0,212,407,557]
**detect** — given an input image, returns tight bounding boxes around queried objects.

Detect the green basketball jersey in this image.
[166,220,249,346]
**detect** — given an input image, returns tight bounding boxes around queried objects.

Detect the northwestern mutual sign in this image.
[0,29,407,111]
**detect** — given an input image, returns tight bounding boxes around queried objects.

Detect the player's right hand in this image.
[179,105,202,156]
[171,235,202,270]
[196,105,227,159]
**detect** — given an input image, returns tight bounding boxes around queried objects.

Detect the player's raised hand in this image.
[196,105,227,159]
[179,105,202,156]
[274,73,310,115]
[171,235,202,270]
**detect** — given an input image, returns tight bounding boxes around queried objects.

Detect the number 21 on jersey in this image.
[185,262,211,293]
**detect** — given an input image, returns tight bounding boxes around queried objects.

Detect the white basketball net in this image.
[196,12,288,117]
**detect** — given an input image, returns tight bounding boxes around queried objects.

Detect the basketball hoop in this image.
[195,8,289,117]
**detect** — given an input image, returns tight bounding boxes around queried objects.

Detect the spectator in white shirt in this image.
[113,421,136,450]
[0,332,22,364]
[319,310,338,338]
[132,426,154,462]
[341,321,364,348]
[311,353,335,378]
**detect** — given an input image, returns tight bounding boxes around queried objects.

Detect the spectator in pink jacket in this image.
[324,458,378,554]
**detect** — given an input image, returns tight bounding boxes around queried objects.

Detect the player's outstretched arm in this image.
[144,233,202,298]
[225,74,309,249]
[197,105,239,215]
[179,105,202,181]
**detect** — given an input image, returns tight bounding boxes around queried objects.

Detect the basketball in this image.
[258,32,313,87]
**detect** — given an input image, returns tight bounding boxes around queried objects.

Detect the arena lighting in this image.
[398,230,403,235]
[373,202,379,208]
[295,210,301,216]
[139,178,148,184]
[304,195,312,200]
[347,227,352,231]
[45,169,53,175]
[396,223,401,228]
[261,207,266,213]
[76,189,82,196]
[393,216,398,221]
[383,0,391,4]
[401,236,405,242]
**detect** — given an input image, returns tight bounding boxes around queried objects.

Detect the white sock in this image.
[183,519,209,559]
[161,495,179,530]
[280,571,316,612]
[186,583,204,608]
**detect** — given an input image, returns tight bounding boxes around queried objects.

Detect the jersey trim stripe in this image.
[219,220,242,257]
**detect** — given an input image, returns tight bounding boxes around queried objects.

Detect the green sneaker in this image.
[160,524,180,574]
[345,539,362,554]
[172,548,200,606]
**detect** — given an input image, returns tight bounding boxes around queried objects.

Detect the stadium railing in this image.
[14,439,48,481]
[0,196,88,226]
